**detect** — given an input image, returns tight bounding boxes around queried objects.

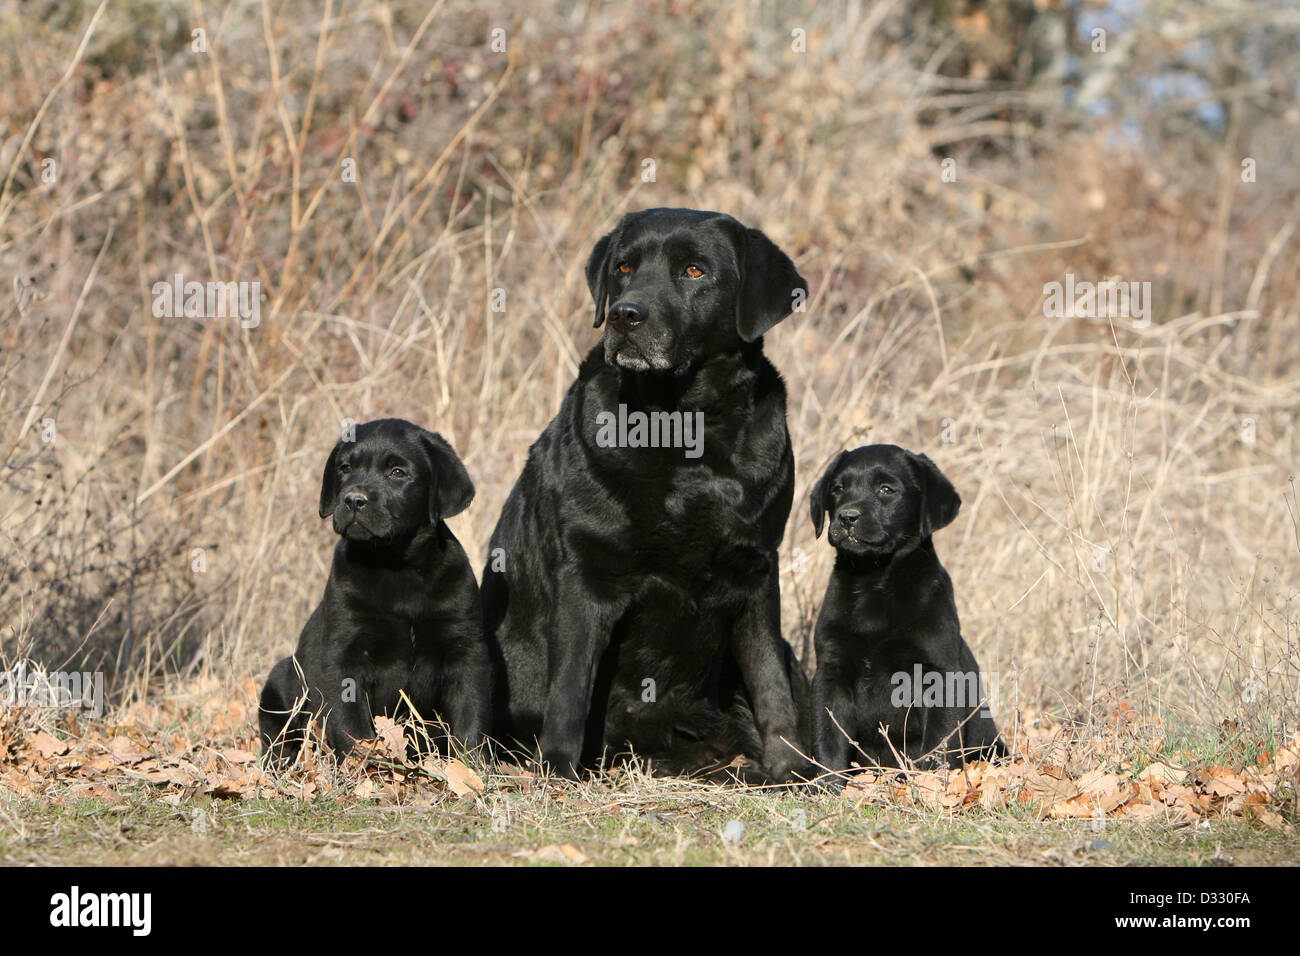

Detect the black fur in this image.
[259,419,489,763]
[809,444,1006,779]
[482,208,811,781]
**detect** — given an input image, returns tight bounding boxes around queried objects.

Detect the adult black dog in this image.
[259,419,490,763]
[482,207,810,781]
[809,444,1006,777]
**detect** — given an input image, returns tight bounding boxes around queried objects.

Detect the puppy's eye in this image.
[830,483,843,495]
[616,262,631,276]
[684,264,705,278]
[877,484,896,496]
[338,463,351,475]
[388,467,408,479]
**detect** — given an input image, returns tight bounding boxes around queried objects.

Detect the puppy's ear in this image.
[318,441,342,519]
[736,226,808,342]
[913,453,961,538]
[585,218,627,329]
[420,430,475,522]
[809,452,844,538]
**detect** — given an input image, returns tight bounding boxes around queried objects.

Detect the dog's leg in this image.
[438,629,492,754]
[729,564,806,782]
[318,664,377,757]
[900,701,934,767]
[323,710,375,756]
[811,665,856,779]
[259,656,306,764]
[538,572,618,779]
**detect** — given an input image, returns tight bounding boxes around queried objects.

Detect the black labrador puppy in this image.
[259,419,490,763]
[809,444,1005,776]
[482,207,810,782]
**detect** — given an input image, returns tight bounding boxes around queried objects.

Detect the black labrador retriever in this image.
[482,207,810,782]
[809,444,1005,777]
[259,418,490,763]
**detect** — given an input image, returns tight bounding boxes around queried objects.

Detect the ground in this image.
[4,784,1296,867]
[1,680,1295,866]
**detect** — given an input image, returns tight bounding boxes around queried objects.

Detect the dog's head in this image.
[317,419,474,543]
[809,445,960,558]
[585,208,807,375]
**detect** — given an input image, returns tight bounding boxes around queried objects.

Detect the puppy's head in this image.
[317,419,474,544]
[585,208,808,375]
[809,445,960,558]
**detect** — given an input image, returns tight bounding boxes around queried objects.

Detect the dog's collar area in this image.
[834,551,894,578]
[834,536,934,578]
[339,526,445,569]
[605,347,762,408]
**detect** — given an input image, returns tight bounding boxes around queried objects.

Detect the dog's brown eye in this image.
[831,483,843,495]
[878,484,895,495]
[338,463,351,475]
[616,262,631,276]
[684,264,704,278]
[389,467,407,479]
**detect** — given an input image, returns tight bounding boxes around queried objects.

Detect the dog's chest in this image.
[341,558,438,613]
[822,582,895,656]
[849,587,893,635]
[348,610,417,662]
[613,469,776,584]
[612,413,785,535]
[564,359,791,589]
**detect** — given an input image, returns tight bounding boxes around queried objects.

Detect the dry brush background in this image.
[1,0,1299,843]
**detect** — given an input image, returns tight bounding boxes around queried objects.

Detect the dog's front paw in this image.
[762,742,816,785]
[809,771,848,794]
[764,757,814,786]
[536,749,582,782]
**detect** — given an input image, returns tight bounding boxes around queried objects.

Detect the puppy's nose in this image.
[343,491,368,512]
[608,301,648,331]
[837,508,860,527]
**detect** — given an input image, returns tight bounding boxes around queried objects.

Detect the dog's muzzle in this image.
[604,301,674,373]
[828,507,889,551]
[333,489,380,538]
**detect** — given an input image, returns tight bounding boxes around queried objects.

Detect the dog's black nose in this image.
[837,508,860,527]
[608,301,647,331]
[343,491,368,512]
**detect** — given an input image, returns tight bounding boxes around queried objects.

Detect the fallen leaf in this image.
[516,844,588,864]
[105,737,150,765]
[27,730,68,758]
[371,716,408,763]
[1250,806,1285,828]
[441,758,485,797]
[1121,802,1161,822]
[560,844,587,863]
[1137,761,1185,785]
[1206,771,1248,798]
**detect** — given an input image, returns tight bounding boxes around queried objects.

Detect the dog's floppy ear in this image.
[318,441,342,518]
[585,217,628,329]
[420,430,474,522]
[809,451,845,538]
[736,226,808,342]
[912,452,961,538]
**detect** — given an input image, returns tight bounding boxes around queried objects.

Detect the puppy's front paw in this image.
[536,749,582,782]
[809,772,848,794]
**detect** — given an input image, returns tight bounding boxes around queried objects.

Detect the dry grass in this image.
[1,1,1297,862]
